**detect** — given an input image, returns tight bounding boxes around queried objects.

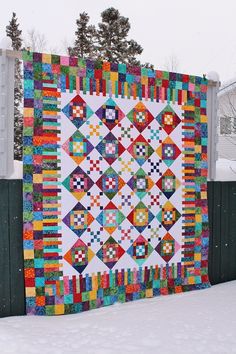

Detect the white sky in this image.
[1,0,236,82]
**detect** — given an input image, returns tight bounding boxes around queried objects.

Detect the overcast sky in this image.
[1,0,236,82]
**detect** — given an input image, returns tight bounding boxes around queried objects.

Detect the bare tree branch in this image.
[24,28,47,52]
[164,54,179,72]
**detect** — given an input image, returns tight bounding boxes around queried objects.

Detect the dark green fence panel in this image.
[0,180,11,317]
[0,180,25,317]
[0,180,236,317]
[208,181,236,284]
[208,182,222,284]
[8,181,25,315]
[227,184,236,281]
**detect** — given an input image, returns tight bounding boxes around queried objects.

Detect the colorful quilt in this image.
[23,52,209,315]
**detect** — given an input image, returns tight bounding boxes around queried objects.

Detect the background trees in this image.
[69,7,143,65]
[24,29,47,53]
[97,7,143,64]
[68,12,97,59]
[6,12,23,160]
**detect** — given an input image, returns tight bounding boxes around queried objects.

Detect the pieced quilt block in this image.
[62,95,93,129]
[23,51,209,315]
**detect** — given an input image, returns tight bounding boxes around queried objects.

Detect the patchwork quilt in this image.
[23,52,209,315]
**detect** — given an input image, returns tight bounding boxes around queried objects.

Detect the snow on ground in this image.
[0,281,236,354]
[216,158,236,181]
[6,160,23,179]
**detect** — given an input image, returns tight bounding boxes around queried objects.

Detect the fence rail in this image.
[0,180,235,317]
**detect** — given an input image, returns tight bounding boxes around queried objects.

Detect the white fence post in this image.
[0,49,15,178]
[207,74,220,181]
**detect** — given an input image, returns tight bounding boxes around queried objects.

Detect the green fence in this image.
[208,182,236,284]
[0,180,236,317]
[0,180,25,317]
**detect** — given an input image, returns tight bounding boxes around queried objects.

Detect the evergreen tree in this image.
[68,12,97,59]
[6,12,23,160]
[97,7,143,64]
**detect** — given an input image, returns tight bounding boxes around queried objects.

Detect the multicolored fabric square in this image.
[23,51,209,315]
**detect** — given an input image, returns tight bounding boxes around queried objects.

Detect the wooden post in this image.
[207,78,220,181]
[0,49,16,178]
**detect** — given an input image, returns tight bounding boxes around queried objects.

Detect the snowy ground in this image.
[0,281,236,354]
[216,158,236,181]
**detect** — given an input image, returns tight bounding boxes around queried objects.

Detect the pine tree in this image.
[68,12,97,59]
[6,12,23,160]
[97,7,143,64]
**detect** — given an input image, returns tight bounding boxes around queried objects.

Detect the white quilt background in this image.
[60,92,183,277]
